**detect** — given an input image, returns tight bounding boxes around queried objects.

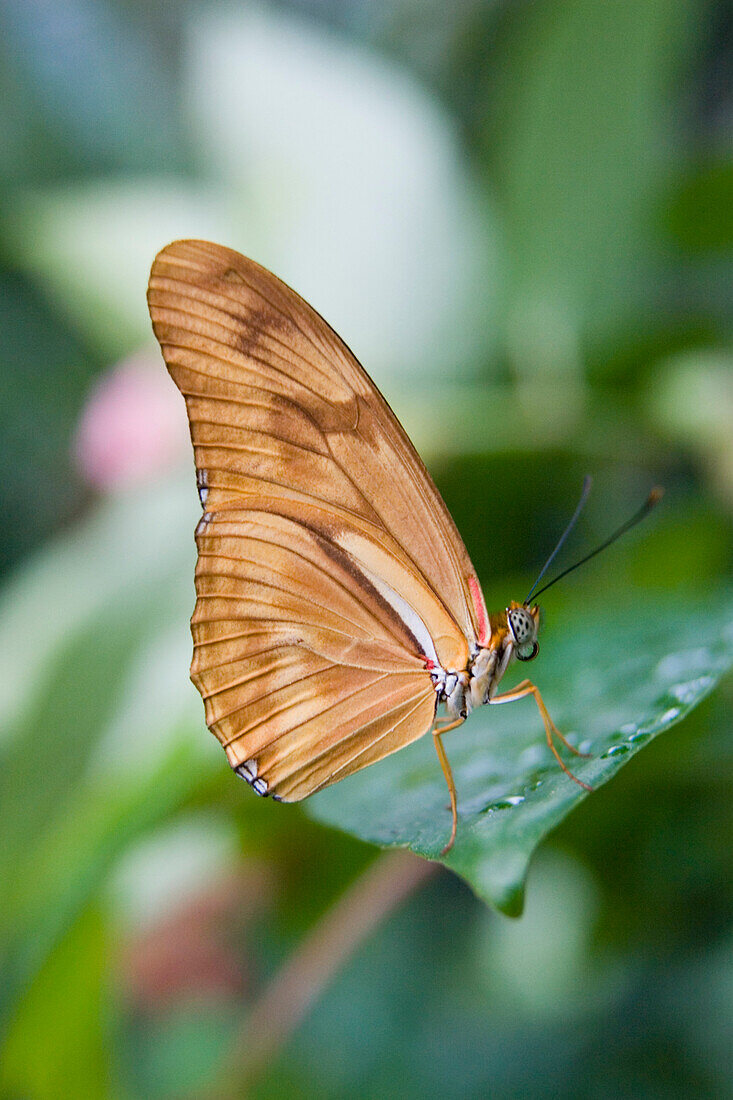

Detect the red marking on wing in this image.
[425,658,435,670]
[468,575,490,646]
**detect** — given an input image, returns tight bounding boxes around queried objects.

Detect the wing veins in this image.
[187,424,329,461]
[195,574,378,640]
[153,293,343,395]
[159,339,330,404]
[201,651,330,701]
[218,664,382,747]
[294,690,432,793]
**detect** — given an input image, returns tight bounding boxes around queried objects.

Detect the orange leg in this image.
[490,680,593,792]
[432,719,463,855]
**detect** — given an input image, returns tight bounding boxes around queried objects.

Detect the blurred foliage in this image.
[0,1,731,1098]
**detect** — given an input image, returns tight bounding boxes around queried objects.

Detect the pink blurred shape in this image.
[123,865,274,1011]
[74,353,189,490]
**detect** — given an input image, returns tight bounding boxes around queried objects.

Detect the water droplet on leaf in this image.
[601,744,630,758]
[482,794,525,812]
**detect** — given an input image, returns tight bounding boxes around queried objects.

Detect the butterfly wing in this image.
[148,239,484,798]
[192,502,437,800]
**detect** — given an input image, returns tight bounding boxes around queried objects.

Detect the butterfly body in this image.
[148,239,578,853]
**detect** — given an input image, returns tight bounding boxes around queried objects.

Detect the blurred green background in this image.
[1,1,731,1097]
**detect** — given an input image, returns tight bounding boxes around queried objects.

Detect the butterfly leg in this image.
[432,720,463,855]
[490,680,593,791]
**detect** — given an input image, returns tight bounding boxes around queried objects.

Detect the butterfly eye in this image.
[507,607,536,646]
[516,641,539,662]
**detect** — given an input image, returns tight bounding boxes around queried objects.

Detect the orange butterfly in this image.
[148,240,659,853]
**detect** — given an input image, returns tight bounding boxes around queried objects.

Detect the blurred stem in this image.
[206,850,437,1097]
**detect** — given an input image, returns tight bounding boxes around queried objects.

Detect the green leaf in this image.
[0,907,115,1100]
[484,0,700,350]
[0,270,98,572]
[664,157,733,253]
[0,736,214,1031]
[307,594,733,915]
[0,609,150,876]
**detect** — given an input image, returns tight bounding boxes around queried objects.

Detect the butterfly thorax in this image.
[431,602,540,722]
[431,640,508,721]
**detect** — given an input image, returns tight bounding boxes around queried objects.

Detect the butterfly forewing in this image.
[148,239,485,800]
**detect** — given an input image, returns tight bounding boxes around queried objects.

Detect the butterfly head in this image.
[506,602,540,662]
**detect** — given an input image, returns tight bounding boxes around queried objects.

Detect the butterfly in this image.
[148,240,659,853]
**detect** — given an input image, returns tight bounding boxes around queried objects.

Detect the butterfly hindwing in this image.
[191,504,436,799]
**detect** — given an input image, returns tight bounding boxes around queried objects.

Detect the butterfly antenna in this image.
[525,476,593,604]
[528,486,664,602]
